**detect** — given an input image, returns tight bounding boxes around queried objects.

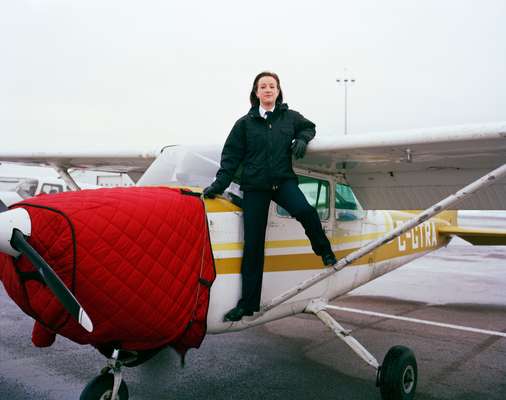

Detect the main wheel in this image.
[80,373,129,400]
[378,345,417,400]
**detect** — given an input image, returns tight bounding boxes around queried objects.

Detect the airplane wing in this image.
[298,122,506,210]
[0,146,163,182]
[1,123,505,209]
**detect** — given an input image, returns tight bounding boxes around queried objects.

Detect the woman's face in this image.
[256,76,279,108]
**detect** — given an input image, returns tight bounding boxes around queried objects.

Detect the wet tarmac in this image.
[1,244,505,399]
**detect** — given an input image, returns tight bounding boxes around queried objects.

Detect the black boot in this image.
[322,252,337,266]
[223,306,254,322]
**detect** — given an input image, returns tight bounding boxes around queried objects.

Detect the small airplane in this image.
[0,122,506,400]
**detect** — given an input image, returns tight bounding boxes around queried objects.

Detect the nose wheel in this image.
[80,349,129,400]
[79,373,129,400]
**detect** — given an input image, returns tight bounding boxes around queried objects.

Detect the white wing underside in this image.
[1,123,505,210]
[0,147,163,182]
[297,122,506,210]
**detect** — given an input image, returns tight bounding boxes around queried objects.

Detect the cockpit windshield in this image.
[137,145,245,204]
[138,145,222,188]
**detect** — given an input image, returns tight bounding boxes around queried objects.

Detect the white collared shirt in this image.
[259,105,275,119]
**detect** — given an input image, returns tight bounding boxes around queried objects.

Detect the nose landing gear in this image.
[79,373,129,400]
[80,349,129,400]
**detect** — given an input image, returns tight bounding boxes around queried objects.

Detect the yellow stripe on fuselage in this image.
[204,197,242,212]
[212,231,385,252]
[214,235,440,274]
[206,198,454,275]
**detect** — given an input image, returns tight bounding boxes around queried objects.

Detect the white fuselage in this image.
[205,202,449,333]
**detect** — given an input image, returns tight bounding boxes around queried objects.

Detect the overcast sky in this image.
[1,0,506,149]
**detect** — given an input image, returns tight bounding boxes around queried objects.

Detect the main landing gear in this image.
[378,346,417,400]
[306,300,418,400]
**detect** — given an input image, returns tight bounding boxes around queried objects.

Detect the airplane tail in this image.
[438,225,506,245]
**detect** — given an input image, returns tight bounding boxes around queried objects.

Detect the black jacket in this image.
[212,103,316,192]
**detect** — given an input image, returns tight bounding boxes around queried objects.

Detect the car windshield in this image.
[0,177,38,198]
[0,178,23,192]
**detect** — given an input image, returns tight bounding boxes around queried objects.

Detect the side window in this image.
[16,180,38,197]
[41,184,63,194]
[277,176,330,220]
[335,183,362,221]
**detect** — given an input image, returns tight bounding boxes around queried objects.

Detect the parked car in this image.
[0,176,68,207]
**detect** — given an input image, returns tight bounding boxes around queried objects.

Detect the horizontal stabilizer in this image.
[438,226,506,245]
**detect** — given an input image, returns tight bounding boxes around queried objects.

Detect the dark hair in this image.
[249,71,284,107]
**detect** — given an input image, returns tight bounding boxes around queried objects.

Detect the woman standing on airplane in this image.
[203,71,336,322]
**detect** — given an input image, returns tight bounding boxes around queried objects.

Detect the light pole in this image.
[336,73,356,135]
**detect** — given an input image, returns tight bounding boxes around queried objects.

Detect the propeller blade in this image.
[10,229,93,332]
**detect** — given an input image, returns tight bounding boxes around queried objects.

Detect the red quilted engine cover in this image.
[0,187,215,355]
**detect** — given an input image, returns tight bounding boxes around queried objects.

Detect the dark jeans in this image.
[237,179,333,311]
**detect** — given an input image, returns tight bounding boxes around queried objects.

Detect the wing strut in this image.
[53,165,81,191]
[258,163,506,315]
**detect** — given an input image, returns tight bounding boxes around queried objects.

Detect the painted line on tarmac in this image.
[326,305,506,338]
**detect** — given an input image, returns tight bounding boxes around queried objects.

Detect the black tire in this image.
[80,373,129,400]
[379,345,417,400]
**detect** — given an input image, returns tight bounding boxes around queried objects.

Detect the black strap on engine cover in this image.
[180,189,202,197]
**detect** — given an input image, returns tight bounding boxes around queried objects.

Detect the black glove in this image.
[291,139,307,159]
[203,185,220,199]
